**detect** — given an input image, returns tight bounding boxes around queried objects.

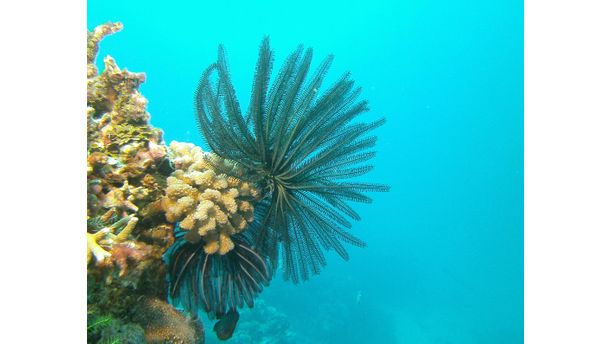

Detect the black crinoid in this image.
[167,37,388,319]
[167,230,272,318]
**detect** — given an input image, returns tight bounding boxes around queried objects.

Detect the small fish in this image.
[356,290,362,305]
[213,309,240,340]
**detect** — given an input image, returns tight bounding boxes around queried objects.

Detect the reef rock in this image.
[86,22,202,344]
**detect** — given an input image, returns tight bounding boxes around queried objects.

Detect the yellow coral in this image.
[179,214,197,230]
[115,216,138,242]
[201,189,221,201]
[204,240,220,255]
[87,215,139,264]
[197,218,216,236]
[227,176,241,187]
[87,230,111,263]
[162,141,262,255]
[218,234,234,255]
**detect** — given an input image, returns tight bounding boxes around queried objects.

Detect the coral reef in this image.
[87,51,172,219]
[216,299,298,344]
[161,141,261,255]
[263,276,398,344]
[87,23,202,344]
[87,21,173,222]
[86,21,388,344]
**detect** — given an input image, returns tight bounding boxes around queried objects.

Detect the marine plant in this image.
[167,37,388,321]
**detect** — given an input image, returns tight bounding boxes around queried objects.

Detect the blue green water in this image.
[88,1,523,342]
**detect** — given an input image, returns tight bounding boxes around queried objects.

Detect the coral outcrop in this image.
[87,22,202,344]
[87,34,172,221]
[161,141,261,255]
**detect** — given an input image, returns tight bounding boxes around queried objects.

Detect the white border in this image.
[1,0,86,342]
[525,0,612,342]
[3,0,612,342]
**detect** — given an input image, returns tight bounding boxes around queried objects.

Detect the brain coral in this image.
[162,141,261,255]
[132,297,204,344]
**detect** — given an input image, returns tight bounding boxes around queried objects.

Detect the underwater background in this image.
[88,0,523,342]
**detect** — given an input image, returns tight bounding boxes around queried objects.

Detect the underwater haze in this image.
[88,0,523,342]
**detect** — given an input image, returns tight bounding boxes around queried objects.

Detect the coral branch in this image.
[87,22,123,76]
[87,231,111,264]
[87,215,139,265]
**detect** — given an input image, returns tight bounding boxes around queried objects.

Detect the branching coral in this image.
[162,141,260,255]
[87,22,123,77]
[87,214,138,264]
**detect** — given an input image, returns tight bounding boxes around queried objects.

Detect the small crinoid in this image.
[167,37,387,318]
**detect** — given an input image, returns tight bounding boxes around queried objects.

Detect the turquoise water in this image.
[88,1,523,342]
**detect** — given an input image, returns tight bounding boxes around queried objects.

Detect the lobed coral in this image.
[162,141,261,255]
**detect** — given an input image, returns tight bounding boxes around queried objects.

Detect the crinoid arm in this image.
[194,37,389,283]
[167,232,272,319]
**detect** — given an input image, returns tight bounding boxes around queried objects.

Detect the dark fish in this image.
[213,309,240,340]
